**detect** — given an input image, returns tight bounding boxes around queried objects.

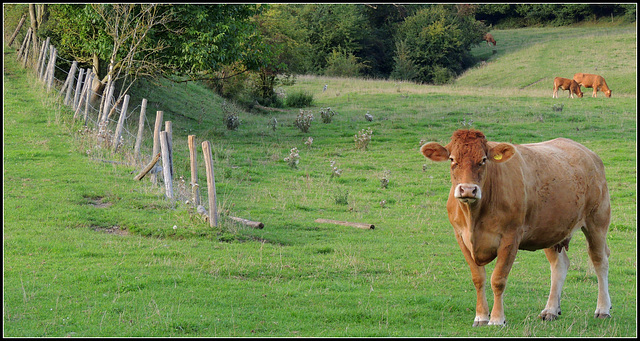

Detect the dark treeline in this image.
[4,3,635,109]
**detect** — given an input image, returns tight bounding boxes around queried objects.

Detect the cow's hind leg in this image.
[539,247,569,321]
[582,204,612,318]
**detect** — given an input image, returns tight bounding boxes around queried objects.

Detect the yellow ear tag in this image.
[493,154,503,161]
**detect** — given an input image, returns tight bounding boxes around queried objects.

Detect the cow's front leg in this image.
[488,239,519,326]
[454,233,490,326]
[539,247,569,320]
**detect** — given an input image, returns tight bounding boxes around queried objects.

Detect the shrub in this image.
[324,47,369,77]
[222,101,240,130]
[294,110,314,133]
[286,91,314,108]
[330,160,342,178]
[354,127,373,150]
[380,170,390,189]
[320,107,338,123]
[284,147,300,169]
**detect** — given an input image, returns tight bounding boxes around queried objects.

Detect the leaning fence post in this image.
[46,47,57,91]
[165,121,173,177]
[188,135,201,207]
[100,83,115,124]
[113,94,130,153]
[160,131,173,200]
[61,61,78,104]
[150,110,163,185]
[17,27,31,61]
[74,70,92,120]
[134,98,147,163]
[72,68,85,110]
[21,30,32,68]
[202,140,218,227]
[43,45,54,84]
[7,14,27,47]
[83,72,94,126]
[38,37,50,80]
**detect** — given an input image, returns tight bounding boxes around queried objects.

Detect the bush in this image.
[319,107,338,123]
[294,110,314,133]
[324,47,369,77]
[286,91,314,108]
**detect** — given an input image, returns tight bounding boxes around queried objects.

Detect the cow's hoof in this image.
[539,308,561,321]
[472,320,489,327]
[488,320,506,326]
[539,312,558,321]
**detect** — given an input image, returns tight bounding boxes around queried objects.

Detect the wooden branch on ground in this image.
[133,153,161,180]
[229,216,264,229]
[314,219,375,230]
[254,103,287,112]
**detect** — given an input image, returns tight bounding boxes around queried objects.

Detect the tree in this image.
[395,5,485,84]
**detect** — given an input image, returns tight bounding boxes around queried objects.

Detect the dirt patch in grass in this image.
[84,195,112,208]
[92,225,128,236]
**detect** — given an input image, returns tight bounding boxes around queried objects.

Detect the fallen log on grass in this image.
[315,218,375,230]
[134,153,161,180]
[195,206,263,229]
[254,103,288,112]
[229,216,264,229]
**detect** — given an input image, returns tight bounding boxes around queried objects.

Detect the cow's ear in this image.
[488,143,515,163]
[421,142,449,162]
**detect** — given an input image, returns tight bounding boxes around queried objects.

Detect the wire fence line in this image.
[10,31,236,228]
[16,34,155,165]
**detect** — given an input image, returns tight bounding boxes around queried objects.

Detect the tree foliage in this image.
[396,5,485,84]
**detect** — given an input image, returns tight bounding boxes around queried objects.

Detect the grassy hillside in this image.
[460,25,636,95]
[3,23,636,337]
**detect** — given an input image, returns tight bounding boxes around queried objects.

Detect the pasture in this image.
[3,24,636,337]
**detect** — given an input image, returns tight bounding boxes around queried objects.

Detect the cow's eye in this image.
[479,157,487,166]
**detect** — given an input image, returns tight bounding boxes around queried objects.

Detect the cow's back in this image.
[508,138,608,250]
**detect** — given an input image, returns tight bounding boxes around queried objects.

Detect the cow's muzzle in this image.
[454,183,481,203]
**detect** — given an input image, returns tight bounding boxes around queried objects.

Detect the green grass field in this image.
[3,23,636,337]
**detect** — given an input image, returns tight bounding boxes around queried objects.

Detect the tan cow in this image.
[573,73,612,98]
[420,129,611,326]
[484,33,496,46]
[553,77,583,98]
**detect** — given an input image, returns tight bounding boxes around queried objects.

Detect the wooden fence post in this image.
[43,45,54,83]
[21,30,32,68]
[151,111,163,185]
[62,61,78,105]
[83,72,94,126]
[38,37,50,80]
[188,135,201,206]
[160,131,173,200]
[72,68,85,110]
[74,69,92,120]
[16,27,31,61]
[202,140,218,227]
[113,94,130,152]
[46,47,57,91]
[134,98,147,163]
[165,121,173,177]
[7,14,27,47]
[100,83,115,124]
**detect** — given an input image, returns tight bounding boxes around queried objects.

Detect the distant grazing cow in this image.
[484,33,496,46]
[573,73,612,98]
[420,129,611,326]
[553,77,583,98]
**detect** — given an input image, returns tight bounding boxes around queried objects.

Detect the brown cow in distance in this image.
[553,77,583,98]
[573,73,612,98]
[484,33,496,46]
[420,129,611,326]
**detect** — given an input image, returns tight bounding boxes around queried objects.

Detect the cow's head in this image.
[605,89,612,98]
[420,130,515,204]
